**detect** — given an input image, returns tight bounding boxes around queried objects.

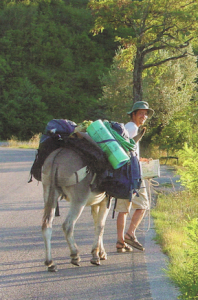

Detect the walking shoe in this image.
[116,241,133,253]
[124,233,145,251]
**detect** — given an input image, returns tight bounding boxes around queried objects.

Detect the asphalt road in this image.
[0,148,180,300]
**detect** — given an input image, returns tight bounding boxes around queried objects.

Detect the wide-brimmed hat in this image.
[127,101,154,118]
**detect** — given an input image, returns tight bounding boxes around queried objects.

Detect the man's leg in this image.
[115,200,132,252]
[124,209,146,251]
[124,181,149,251]
[126,209,146,238]
[117,212,127,243]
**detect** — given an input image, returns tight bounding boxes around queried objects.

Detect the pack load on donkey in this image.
[29,119,77,182]
[29,118,143,202]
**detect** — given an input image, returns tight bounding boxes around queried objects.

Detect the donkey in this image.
[41,146,110,272]
[41,127,145,272]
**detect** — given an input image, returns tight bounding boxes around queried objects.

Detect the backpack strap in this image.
[52,165,89,187]
[112,198,117,219]
[129,151,142,200]
[106,195,112,209]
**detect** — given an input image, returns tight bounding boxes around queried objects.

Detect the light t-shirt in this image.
[125,121,140,158]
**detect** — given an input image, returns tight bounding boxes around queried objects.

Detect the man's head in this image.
[127,101,154,127]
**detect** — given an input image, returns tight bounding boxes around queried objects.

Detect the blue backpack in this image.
[99,151,142,201]
[40,119,76,143]
[29,119,76,182]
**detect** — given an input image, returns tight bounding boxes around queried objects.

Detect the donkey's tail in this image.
[42,148,64,225]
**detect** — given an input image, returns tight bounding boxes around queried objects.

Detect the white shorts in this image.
[115,180,149,213]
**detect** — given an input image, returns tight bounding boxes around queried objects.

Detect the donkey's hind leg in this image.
[91,197,110,265]
[62,202,85,266]
[42,184,59,272]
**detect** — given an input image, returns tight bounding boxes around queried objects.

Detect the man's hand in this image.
[139,158,152,163]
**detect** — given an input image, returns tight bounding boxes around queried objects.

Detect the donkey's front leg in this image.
[91,198,110,265]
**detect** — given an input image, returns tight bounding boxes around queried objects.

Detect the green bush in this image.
[177,218,198,299]
[177,144,198,194]
[0,0,117,140]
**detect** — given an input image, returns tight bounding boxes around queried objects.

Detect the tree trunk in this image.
[132,48,144,103]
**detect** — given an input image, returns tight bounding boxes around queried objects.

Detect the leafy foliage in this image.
[99,47,134,122]
[89,0,198,101]
[0,0,117,139]
[144,47,198,124]
[177,144,198,194]
[148,97,198,154]
[100,45,198,155]
[0,78,49,140]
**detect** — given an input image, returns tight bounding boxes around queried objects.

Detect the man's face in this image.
[132,109,148,127]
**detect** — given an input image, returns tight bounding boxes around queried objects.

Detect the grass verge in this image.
[5,134,40,149]
[152,190,198,299]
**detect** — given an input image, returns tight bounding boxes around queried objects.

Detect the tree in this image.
[0,78,49,140]
[89,0,198,103]
[99,46,133,122]
[143,47,198,123]
[0,0,117,139]
[99,44,198,155]
[100,45,198,120]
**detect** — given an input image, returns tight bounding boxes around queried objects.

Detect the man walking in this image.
[116,101,154,252]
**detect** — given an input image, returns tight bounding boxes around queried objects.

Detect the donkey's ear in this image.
[133,127,146,143]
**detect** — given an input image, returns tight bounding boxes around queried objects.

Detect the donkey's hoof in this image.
[71,257,81,266]
[48,265,58,272]
[90,257,100,266]
[99,252,107,260]
[45,260,53,267]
